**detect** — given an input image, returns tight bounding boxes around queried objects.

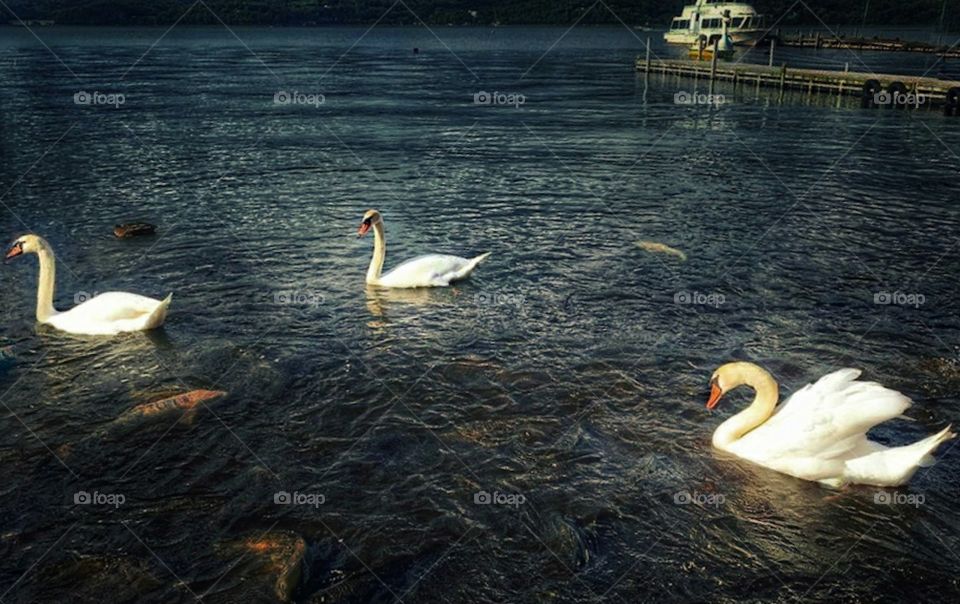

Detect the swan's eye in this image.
[362,218,371,226]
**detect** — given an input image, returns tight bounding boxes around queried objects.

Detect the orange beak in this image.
[5,243,23,260]
[357,222,371,237]
[706,382,723,410]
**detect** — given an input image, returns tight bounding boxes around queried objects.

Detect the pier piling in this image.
[710,39,719,82]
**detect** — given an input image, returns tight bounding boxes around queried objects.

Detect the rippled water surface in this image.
[1,26,960,603]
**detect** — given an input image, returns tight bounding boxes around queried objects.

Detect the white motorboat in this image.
[664,1,766,46]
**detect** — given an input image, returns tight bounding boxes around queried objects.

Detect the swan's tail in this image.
[915,424,955,467]
[144,294,173,330]
[465,251,491,275]
[842,424,954,487]
[471,251,492,267]
[448,252,491,283]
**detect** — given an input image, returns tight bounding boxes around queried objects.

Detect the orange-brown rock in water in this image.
[218,531,306,602]
[116,389,226,424]
[114,222,156,238]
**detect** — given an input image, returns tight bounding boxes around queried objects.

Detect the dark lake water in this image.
[1,25,960,603]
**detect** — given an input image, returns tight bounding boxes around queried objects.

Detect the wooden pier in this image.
[635,56,960,112]
[775,33,960,59]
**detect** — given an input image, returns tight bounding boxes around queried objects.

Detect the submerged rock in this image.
[115,389,226,424]
[915,357,960,397]
[94,389,227,439]
[309,568,378,603]
[218,531,306,602]
[0,346,14,374]
[114,222,157,238]
[31,554,162,601]
[636,240,687,261]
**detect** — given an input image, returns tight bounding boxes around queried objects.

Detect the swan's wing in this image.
[840,425,954,486]
[66,292,166,322]
[732,369,911,464]
[47,292,171,335]
[379,254,472,288]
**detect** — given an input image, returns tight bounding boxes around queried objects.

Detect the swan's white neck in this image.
[34,240,58,322]
[712,370,779,450]
[366,222,386,284]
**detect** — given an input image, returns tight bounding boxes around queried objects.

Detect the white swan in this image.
[706,361,953,487]
[357,210,490,288]
[5,234,172,336]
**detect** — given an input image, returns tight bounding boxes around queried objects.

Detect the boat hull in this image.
[665,30,764,45]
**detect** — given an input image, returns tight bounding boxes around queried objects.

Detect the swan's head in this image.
[5,234,42,261]
[706,361,772,410]
[357,210,382,238]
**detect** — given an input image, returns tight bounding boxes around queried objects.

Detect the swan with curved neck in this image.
[357,210,490,288]
[706,361,953,487]
[5,235,172,336]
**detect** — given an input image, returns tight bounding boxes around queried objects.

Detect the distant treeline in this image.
[2,1,955,29]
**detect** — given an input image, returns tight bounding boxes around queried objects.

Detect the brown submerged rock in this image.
[218,531,306,602]
[116,389,226,424]
[114,222,157,238]
[636,240,687,261]
[31,554,162,601]
[94,390,227,439]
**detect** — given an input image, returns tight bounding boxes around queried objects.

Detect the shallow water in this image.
[1,25,959,603]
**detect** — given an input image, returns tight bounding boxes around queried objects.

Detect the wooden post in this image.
[710,38,719,81]
[645,37,651,72]
[709,38,719,95]
[815,32,822,49]
[769,38,775,66]
[779,63,787,102]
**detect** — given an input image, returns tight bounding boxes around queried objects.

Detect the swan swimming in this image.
[357,209,490,288]
[706,361,953,487]
[6,234,172,336]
